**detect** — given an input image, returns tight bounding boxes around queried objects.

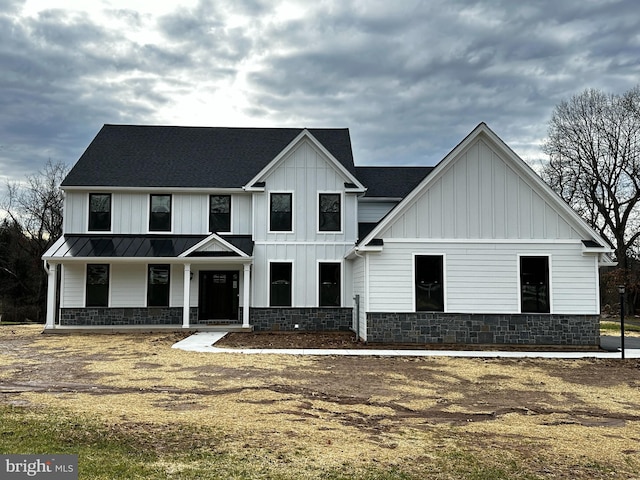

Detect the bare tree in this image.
[542,86,640,271]
[1,159,67,321]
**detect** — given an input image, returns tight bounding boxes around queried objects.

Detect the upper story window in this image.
[149,194,171,232]
[209,195,231,233]
[270,193,292,232]
[88,193,111,231]
[415,255,444,312]
[86,264,109,307]
[520,256,550,313]
[319,193,341,232]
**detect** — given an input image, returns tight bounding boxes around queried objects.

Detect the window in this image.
[86,264,109,307]
[520,256,550,313]
[319,193,341,232]
[149,194,171,232]
[319,263,341,307]
[209,195,231,232]
[270,193,292,232]
[270,262,292,306]
[88,193,111,231]
[148,264,170,307]
[415,255,444,312]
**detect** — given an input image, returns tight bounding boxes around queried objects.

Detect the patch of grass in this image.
[600,321,640,332]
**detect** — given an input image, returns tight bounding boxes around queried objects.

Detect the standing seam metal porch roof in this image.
[45,235,254,258]
[62,125,356,188]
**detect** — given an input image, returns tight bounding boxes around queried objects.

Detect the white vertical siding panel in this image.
[64,192,87,233]
[61,263,85,307]
[492,154,507,238]
[441,173,455,237]
[111,264,145,307]
[454,156,467,237]
[467,144,481,238]
[429,180,442,238]
[479,145,495,238]
[171,264,184,307]
[234,195,252,234]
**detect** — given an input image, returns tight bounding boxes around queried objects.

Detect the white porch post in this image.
[45,262,57,329]
[183,263,191,328]
[242,263,251,327]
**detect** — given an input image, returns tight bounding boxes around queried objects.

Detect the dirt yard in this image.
[1,326,640,479]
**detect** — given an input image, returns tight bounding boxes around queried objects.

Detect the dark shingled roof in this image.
[356,166,434,198]
[62,125,355,188]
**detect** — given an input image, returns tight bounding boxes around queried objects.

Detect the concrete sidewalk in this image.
[172,332,640,358]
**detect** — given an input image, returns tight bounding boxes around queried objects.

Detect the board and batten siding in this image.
[60,263,85,308]
[59,262,190,308]
[63,191,252,235]
[252,243,351,307]
[253,139,358,243]
[383,139,583,241]
[366,241,599,315]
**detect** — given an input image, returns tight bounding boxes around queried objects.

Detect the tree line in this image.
[0,160,67,322]
[1,86,639,322]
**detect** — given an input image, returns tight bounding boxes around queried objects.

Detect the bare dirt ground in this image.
[1,325,640,478]
[216,331,605,350]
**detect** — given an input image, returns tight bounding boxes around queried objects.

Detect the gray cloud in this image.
[0,0,638,193]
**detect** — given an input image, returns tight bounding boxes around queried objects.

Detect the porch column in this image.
[183,263,191,328]
[242,263,251,327]
[45,262,57,329]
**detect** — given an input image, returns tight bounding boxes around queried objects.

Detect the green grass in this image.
[600,320,640,333]
[0,405,553,480]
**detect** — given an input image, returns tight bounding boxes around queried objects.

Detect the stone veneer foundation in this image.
[366,312,599,346]
[250,307,353,332]
[60,307,198,326]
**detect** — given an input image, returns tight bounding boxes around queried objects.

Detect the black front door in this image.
[198,271,239,320]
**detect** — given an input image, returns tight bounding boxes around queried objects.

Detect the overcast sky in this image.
[1,0,639,190]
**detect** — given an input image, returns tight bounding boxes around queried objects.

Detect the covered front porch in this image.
[43,233,255,330]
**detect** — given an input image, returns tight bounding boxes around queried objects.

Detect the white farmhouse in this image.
[43,123,614,345]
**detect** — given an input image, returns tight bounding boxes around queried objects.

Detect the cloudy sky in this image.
[1,0,639,189]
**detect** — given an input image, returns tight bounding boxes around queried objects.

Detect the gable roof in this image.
[356,166,434,198]
[61,125,355,188]
[244,129,366,192]
[355,123,613,255]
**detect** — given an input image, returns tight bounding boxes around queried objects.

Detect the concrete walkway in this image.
[172,332,640,358]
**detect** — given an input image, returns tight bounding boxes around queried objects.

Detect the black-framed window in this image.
[319,262,341,307]
[147,264,170,307]
[88,193,111,231]
[415,255,444,312]
[149,194,171,232]
[319,193,341,232]
[520,256,550,313]
[86,264,109,307]
[209,195,231,233]
[270,262,292,307]
[270,193,292,232]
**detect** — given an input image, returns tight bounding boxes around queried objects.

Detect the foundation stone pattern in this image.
[250,308,353,332]
[366,312,599,345]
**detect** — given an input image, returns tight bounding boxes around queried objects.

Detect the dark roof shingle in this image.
[62,125,355,188]
[356,166,433,198]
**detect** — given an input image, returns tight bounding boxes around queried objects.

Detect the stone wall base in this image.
[60,307,198,326]
[366,312,599,345]
[250,308,353,332]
